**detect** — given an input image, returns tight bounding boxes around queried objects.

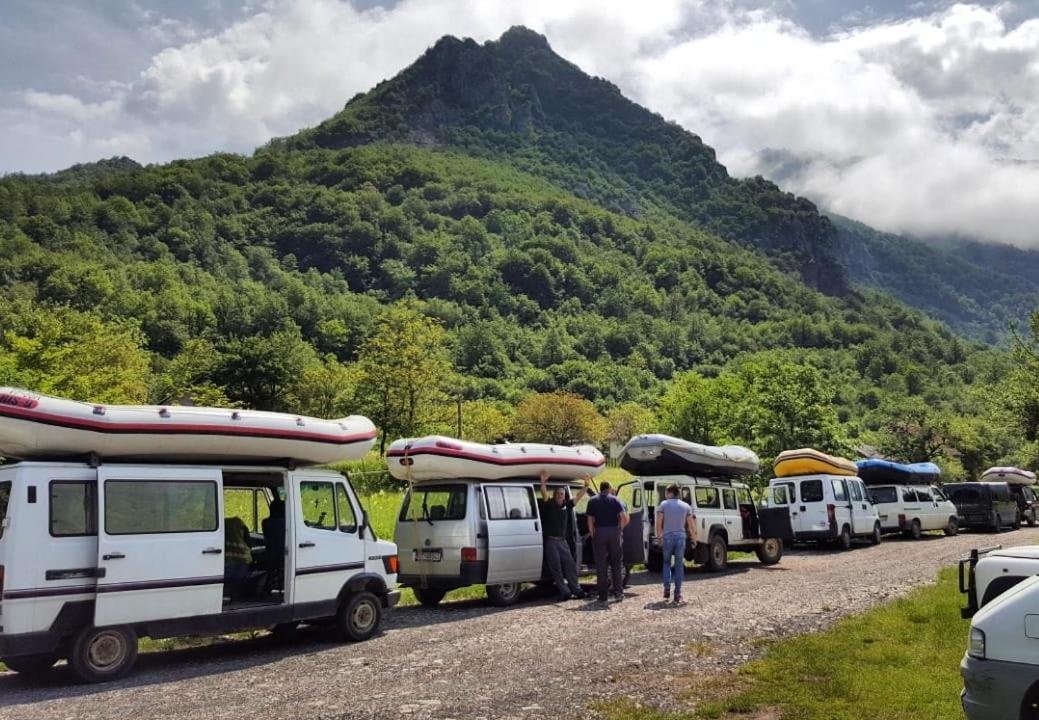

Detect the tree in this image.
[870,397,950,463]
[605,402,657,446]
[292,357,362,418]
[658,372,741,445]
[461,399,513,443]
[356,303,454,452]
[213,328,318,411]
[511,392,606,445]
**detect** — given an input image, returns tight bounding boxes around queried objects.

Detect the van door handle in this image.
[102,552,125,560]
[202,547,223,555]
[534,521,539,532]
[299,541,316,548]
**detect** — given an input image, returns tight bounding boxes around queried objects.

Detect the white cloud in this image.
[1,0,1038,246]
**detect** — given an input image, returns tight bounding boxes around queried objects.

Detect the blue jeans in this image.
[662,532,687,594]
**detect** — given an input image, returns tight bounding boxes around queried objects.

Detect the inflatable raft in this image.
[856,458,941,485]
[981,466,1037,486]
[0,387,377,465]
[386,436,606,482]
[619,434,759,477]
[774,448,857,478]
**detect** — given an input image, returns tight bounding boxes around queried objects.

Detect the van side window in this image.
[694,487,719,509]
[486,486,536,520]
[633,488,643,509]
[300,482,337,531]
[681,487,693,505]
[336,483,358,533]
[830,480,847,501]
[849,481,863,501]
[932,486,948,501]
[50,481,97,537]
[105,480,218,535]
[0,481,11,539]
[800,480,823,502]
[902,488,917,502]
[722,488,737,510]
[772,485,790,505]
[737,488,753,506]
[916,488,933,503]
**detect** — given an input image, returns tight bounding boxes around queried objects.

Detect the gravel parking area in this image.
[4,528,1037,720]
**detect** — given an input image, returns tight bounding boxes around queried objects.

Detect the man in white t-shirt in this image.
[654,484,697,603]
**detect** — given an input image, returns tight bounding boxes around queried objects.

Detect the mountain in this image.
[833,216,1039,342]
[279,27,848,297]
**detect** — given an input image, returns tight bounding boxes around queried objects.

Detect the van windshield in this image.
[868,487,897,504]
[949,487,981,503]
[400,485,467,523]
[0,482,10,538]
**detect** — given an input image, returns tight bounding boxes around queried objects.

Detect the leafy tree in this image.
[605,402,657,446]
[213,328,317,411]
[658,372,741,445]
[292,357,362,418]
[511,391,606,445]
[869,398,950,463]
[356,303,454,451]
[460,399,513,443]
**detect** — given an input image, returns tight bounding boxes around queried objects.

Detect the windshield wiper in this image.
[420,498,434,525]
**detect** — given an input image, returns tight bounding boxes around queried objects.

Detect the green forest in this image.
[1,27,1037,483]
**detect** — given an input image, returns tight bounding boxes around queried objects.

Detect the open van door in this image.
[758,505,794,543]
[617,481,646,565]
[482,484,543,584]
[96,466,225,626]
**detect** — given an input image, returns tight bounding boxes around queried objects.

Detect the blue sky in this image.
[2,0,1038,245]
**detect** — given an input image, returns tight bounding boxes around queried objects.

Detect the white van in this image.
[630,476,792,572]
[866,483,959,538]
[394,478,645,606]
[960,544,1039,618]
[0,460,399,682]
[766,474,881,548]
[961,574,1039,719]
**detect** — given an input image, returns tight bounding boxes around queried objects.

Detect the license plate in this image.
[415,549,442,562]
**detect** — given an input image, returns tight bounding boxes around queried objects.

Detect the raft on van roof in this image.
[773,448,857,478]
[618,434,760,477]
[981,466,1036,486]
[385,436,606,482]
[856,458,941,485]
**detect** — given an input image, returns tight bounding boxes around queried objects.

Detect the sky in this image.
[2,0,1039,246]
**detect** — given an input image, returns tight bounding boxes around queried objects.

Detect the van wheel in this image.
[414,587,447,607]
[870,523,882,545]
[756,538,782,565]
[337,591,381,642]
[2,653,59,675]
[486,583,522,606]
[647,550,663,573]
[909,519,922,540]
[69,625,138,683]
[706,534,728,572]
[1013,513,1023,530]
[837,525,852,550]
[944,518,959,537]
[1029,510,1037,527]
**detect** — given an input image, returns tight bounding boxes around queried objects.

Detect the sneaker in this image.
[663,587,671,601]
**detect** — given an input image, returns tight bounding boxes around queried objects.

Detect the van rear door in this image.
[616,481,645,565]
[96,466,224,625]
[482,484,542,584]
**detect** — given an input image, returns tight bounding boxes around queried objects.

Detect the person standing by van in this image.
[539,471,590,600]
[655,484,696,603]
[587,481,627,602]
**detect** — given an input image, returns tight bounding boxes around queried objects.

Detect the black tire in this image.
[414,587,447,607]
[1029,510,1037,528]
[337,591,382,642]
[646,550,663,573]
[1013,513,1023,530]
[755,537,783,565]
[68,625,138,683]
[2,653,59,675]
[486,582,522,606]
[837,525,852,550]
[944,518,959,537]
[706,534,728,572]
[909,519,922,540]
[870,522,882,545]
[270,622,299,643]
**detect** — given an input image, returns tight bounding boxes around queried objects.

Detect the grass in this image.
[600,566,969,720]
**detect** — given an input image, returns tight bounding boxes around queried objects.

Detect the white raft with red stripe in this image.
[0,387,377,465]
[386,436,606,482]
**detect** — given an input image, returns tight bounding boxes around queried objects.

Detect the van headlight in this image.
[968,627,986,659]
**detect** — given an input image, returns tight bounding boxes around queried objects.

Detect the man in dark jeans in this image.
[538,471,591,600]
[586,481,629,602]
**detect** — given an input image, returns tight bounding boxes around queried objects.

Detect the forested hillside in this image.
[0,27,1035,479]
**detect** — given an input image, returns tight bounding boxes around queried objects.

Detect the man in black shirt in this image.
[539,471,591,600]
[586,481,629,602]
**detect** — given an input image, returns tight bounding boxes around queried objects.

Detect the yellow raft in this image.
[774,448,858,477]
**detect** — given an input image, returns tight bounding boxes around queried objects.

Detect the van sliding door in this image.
[96,466,225,626]
[481,484,542,584]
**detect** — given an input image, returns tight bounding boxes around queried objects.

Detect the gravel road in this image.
[4,528,1037,720]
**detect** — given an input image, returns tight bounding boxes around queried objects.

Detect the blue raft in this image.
[856,458,941,485]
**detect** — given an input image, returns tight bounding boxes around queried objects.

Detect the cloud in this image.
[2,0,1038,246]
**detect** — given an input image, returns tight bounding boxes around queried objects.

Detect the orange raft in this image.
[773,448,858,478]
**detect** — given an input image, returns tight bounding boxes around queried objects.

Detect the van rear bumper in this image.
[0,630,61,659]
[398,560,487,590]
[792,529,837,542]
[961,653,1039,719]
